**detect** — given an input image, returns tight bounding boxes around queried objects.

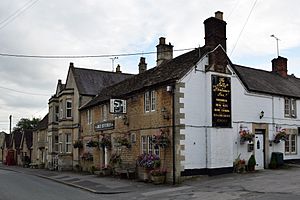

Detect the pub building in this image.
[53,11,300,183]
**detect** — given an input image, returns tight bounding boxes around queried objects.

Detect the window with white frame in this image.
[66,99,72,118]
[141,135,160,155]
[285,130,297,155]
[144,90,156,112]
[87,109,92,124]
[65,133,72,153]
[285,98,297,118]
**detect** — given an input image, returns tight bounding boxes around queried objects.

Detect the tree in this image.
[13,117,40,132]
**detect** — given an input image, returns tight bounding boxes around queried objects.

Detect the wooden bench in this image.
[114,164,136,179]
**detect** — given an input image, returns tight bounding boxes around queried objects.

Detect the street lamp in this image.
[270,34,280,57]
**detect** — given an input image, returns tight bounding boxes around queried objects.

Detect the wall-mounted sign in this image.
[211,75,231,127]
[94,121,115,131]
[110,99,126,114]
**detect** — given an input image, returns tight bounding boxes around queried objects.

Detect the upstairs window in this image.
[66,99,72,118]
[285,98,296,118]
[87,109,92,124]
[55,106,59,122]
[102,104,108,121]
[59,100,63,119]
[144,90,156,112]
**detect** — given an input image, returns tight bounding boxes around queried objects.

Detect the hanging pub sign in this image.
[94,121,115,131]
[211,75,232,127]
[110,99,127,114]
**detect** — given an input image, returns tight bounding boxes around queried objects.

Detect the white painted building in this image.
[178,11,300,176]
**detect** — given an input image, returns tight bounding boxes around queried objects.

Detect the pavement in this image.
[0,164,156,194]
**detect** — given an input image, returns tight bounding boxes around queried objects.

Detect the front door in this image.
[255,130,265,169]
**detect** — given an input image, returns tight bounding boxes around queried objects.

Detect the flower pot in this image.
[151,175,165,184]
[138,167,150,181]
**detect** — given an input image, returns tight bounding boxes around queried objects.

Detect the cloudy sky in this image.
[1,0,300,132]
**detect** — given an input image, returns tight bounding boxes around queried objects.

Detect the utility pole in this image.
[9,115,12,134]
[270,34,280,57]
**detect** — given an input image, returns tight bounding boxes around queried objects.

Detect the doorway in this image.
[255,129,265,169]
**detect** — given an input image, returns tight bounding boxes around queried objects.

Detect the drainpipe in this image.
[172,84,176,185]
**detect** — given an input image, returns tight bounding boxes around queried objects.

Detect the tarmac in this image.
[1,162,300,196]
[0,164,156,194]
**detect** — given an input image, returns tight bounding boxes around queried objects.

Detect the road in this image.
[0,169,103,200]
[1,167,300,200]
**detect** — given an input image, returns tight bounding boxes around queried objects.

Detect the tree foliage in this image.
[13,117,40,132]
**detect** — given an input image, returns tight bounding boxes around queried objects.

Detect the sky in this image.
[1,0,300,132]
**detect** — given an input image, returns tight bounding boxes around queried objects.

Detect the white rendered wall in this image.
[180,56,300,171]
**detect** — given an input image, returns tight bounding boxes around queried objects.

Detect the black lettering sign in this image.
[212,75,231,127]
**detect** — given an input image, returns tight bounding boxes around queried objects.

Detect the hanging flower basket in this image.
[239,130,254,144]
[99,136,112,149]
[73,140,83,149]
[86,140,99,148]
[273,130,288,144]
[151,129,170,148]
[115,136,131,148]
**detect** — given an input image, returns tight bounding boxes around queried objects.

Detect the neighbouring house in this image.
[19,130,33,166]
[32,114,48,168]
[47,63,132,171]
[2,131,23,166]
[0,131,6,162]
[78,11,300,184]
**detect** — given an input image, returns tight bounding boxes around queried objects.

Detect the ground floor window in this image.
[65,133,72,153]
[141,135,160,156]
[285,134,297,155]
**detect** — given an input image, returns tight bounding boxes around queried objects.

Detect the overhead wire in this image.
[230,0,258,56]
[0,85,50,96]
[0,0,41,31]
[0,47,195,59]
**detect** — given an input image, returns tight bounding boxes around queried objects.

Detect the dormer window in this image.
[284,98,296,118]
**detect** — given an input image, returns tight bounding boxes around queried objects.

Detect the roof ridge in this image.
[74,66,133,75]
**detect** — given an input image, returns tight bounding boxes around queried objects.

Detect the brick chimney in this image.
[204,11,227,51]
[116,64,122,73]
[138,57,147,73]
[156,37,173,66]
[272,56,288,77]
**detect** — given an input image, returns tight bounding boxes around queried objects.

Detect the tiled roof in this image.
[81,48,202,109]
[73,67,133,96]
[233,64,300,98]
[23,130,33,149]
[4,133,12,149]
[36,114,48,130]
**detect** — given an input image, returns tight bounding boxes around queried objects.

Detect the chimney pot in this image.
[159,37,166,45]
[116,64,122,73]
[215,11,223,20]
[69,62,74,67]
